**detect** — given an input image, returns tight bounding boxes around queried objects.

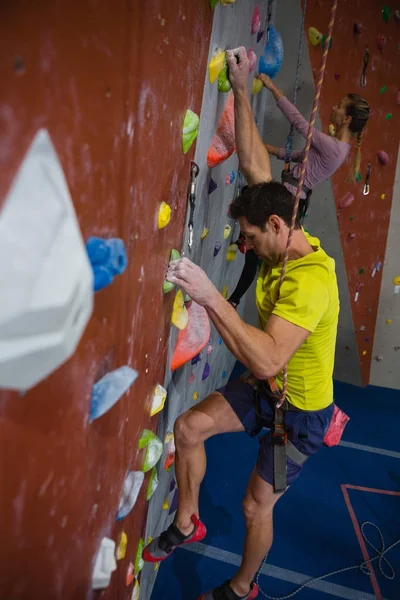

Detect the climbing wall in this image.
[0,1,224,598]
[141,2,273,598]
[304,0,400,387]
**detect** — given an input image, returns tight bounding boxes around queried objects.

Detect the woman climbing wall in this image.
[228,75,370,309]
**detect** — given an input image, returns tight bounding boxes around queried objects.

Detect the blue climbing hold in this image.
[222,371,227,378]
[259,25,284,79]
[218,337,223,345]
[116,471,144,521]
[214,242,222,257]
[86,236,127,292]
[191,353,202,366]
[89,366,138,422]
[208,177,218,194]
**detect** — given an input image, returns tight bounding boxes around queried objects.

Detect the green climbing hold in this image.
[321,34,333,51]
[210,0,219,7]
[134,538,144,575]
[385,113,392,120]
[218,55,232,93]
[146,467,159,501]
[355,172,362,183]
[182,110,199,154]
[139,429,163,472]
[359,268,365,275]
[382,5,390,23]
[350,216,354,221]
[379,85,387,94]
[163,249,181,293]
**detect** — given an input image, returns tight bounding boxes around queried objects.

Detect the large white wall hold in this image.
[92,537,117,590]
[0,129,93,390]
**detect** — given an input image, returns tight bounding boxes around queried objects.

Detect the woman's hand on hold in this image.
[226,47,249,93]
[257,74,274,90]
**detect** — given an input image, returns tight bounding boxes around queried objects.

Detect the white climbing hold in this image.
[0,129,93,390]
[116,471,145,521]
[90,366,138,422]
[92,537,117,589]
[150,384,167,417]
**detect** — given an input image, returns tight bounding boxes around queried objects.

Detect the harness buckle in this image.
[272,425,287,446]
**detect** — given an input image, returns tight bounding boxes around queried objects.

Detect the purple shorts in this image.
[217,378,334,487]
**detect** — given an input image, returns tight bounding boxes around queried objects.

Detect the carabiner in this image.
[187,161,200,253]
[363,162,371,195]
[360,47,369,88]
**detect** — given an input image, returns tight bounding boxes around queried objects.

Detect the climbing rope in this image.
[284,0,308,164]
[256,521,400,599]
[276,0,338,408]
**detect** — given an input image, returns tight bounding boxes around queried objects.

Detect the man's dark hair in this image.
[229,181,301,230]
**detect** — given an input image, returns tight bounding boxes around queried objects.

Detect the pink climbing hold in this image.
[347,233,356,241]
[397,89,400,106]
[395,9,400,23]
[377,150,389,165]
[251,6,261,34]
[338,192,354,209]
[247,48,257,72]
[334,72,340,80]
[376,34,387,51]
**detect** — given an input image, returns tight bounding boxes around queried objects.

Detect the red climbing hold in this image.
[207,93,235,168]
[338,192,354,209]
[251,6,261,34]
[377,150,389,165]
[171,301,211,371]
[376,34,387,51]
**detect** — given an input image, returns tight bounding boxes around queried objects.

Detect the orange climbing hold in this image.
[171,301,211,371]
[207,93,236,168]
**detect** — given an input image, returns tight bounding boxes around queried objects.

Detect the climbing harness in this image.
[280,170,311,223]
[363,162,371,195]
[283,0,307,168]
[360,47,369,88]
[187,161,200,253]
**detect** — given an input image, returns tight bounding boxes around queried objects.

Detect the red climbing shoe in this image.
[199,580,259,600]
[142,514,206,563]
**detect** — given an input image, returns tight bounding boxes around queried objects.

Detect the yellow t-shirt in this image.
[255,233,339,411]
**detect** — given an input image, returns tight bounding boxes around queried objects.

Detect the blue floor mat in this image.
[151,372,400,600]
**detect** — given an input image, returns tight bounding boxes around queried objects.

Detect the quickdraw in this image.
[187,161,199,253]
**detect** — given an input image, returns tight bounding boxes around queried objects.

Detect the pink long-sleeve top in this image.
[276,96,350,197]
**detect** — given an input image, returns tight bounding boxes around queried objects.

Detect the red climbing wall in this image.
[0,1,212,598]
[305,0,400,386]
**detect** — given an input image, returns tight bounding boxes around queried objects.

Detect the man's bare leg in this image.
[174,391,245,535]
[230,469,284,596]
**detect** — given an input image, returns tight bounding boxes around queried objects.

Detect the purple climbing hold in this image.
[169,489,179,515]
[208,177,218,194]
[202,361,211,381]
[214,242,222,257]
[191,353,202,366]
[169,478,176,493]
[377,150,389,165]
[353,21,363,34]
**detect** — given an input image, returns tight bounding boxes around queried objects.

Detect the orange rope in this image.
[276,0,338,408]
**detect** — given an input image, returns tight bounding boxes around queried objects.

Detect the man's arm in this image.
[205,291,309,380]
[226,49,272,186]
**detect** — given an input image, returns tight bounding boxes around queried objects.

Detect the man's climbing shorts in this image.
[216,378,334,487]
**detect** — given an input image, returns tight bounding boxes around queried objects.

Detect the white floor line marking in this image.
[181,543,391,600]
[339,440,400,460]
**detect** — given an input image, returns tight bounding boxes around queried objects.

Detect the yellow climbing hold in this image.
[362,351,367,356]
[116,532,128,560]
[158,202,172,229]
[201,227,209,240]
[386,319,392,325]
[381,193,386,200]
[150,384,167,417]
[222,285,229,299]
[209,48,225,84]
[146,536,153,545]
[154,563,160,572]
[132,579,140,600]
[182,109,200,154]
[223,224,232,239]
[393,276,400,286]
[193,391,199,401]
[162,500,169,510]
[172,290,189,330]
[226,243,238,261]
[328,124,335,137]
[308,27,323,46]
[165,431,174,443]
[220,0,236,4]
[252,78,263,96]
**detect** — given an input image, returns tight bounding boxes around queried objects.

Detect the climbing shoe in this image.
[199,580,259,600]
[142,514,206,563]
